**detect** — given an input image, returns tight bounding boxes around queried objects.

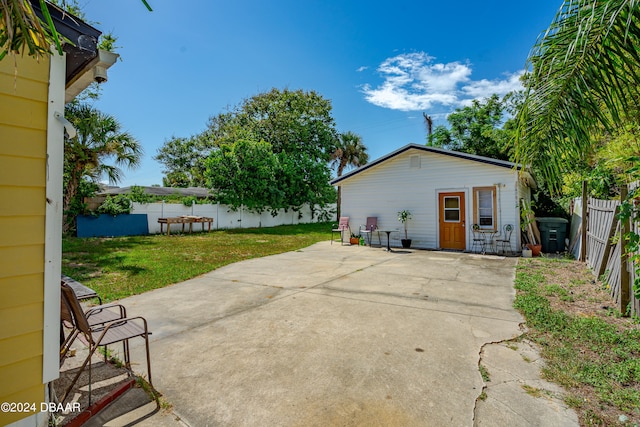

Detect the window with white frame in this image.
[474,187,496,229]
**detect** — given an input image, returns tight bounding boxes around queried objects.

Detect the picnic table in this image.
[157,216,214,235]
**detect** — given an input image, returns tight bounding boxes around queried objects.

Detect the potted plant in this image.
[520,200,541,256]
[398,210,412,248]
[350,232,361,245]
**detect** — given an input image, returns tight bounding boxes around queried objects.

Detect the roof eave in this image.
[331,144,522,186]
[30,1,119,103]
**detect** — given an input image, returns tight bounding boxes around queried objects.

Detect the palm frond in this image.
[1,0,152,62]
[515,0,640,192]
[0,0,56,60]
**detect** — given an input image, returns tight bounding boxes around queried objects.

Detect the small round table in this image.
[377,230,398,251]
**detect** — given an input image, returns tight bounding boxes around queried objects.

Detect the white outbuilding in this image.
[330,144,535,252]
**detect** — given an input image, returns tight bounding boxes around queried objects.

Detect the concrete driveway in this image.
[118,242,571,426]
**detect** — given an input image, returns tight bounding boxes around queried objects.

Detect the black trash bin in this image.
[537,217,569,253]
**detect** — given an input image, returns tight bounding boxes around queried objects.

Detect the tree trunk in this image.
[336,186,342,220]
[335,162,346,221]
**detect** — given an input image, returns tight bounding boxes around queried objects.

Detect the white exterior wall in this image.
[133,202,332,234]
[339,148,526,250]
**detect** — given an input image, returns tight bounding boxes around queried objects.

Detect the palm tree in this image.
[330,131,369,218]
[515,0,640,191]
[63,102,142,231]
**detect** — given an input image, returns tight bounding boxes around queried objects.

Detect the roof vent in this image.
[410,155,421,168]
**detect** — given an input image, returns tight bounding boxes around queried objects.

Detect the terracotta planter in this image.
[350,238,360,245]
[526,243,542,257]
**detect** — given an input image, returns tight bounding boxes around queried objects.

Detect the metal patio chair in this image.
[59,282,153,404]
[331,216,351,245]
[471,224,487,254]
[359,217,381,247]
[495,224,514,255]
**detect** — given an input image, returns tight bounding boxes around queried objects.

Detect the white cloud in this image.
[461,70,524,99]
[362,52,524,111]
[356,66,368,72]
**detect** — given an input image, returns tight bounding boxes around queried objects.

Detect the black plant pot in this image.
[401,239,412,248]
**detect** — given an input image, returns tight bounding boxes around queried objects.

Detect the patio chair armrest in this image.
[108,316,149,332]
[86,303,127,319]
[92,315,152,339]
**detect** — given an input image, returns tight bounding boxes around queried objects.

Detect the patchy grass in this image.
[479,364,491,382]
[522,384,545,398]
[62,222,333,301]
[515,258,640,426]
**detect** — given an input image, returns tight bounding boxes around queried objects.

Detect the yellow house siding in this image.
[0,274,42,308]
[0,331,42,366]
[0,245,45,278]
[0,54,50,426]
[0,356,43,397]
[0,186,46,216]
[0,125,47,158]
[0,69,49,102]
[0,94,48,131]
[0,302,44,339]
[0,217,45,247]
[0,156,46,187]
[1,384,45,426]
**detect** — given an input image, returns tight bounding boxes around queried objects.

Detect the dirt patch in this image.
[533,258,636,328]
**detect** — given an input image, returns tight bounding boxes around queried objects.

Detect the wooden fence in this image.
[586,198,619,276]
[584,194,639,317]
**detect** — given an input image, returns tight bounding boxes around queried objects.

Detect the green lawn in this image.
[514,258,640,425]
[62,222,333,301]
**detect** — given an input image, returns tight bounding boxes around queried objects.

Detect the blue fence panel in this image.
[77,214,149,237]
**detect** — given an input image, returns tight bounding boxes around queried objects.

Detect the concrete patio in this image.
[100,242,577,426]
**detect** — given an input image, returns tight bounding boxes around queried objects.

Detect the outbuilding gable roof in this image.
[330,144,522,185]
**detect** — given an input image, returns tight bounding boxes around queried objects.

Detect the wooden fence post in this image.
[619,184,630,316]
[581,180,588,262]
[598,205,620,278]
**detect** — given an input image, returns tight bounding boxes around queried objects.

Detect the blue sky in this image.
[82,0,561,187]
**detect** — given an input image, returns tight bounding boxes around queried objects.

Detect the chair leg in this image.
[505,241,513,256]
[144,333,153,386]
[60,329,80,364]
[61,339,100,404]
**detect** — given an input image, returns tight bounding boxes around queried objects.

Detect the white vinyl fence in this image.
[132,202,335,234]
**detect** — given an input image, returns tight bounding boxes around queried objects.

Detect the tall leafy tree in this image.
[205,139,282,212]
[154,134,214,187]
[331,131,369,218]
[429,94,512,161]
[173,88,339,212]
[515,0,640,191]
[63,102,142,231]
